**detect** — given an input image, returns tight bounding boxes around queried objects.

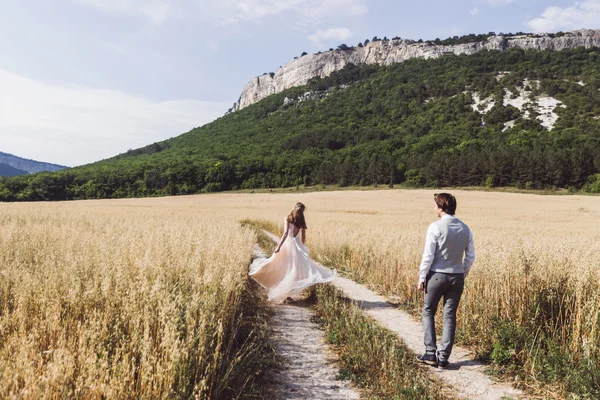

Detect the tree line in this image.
[1,47,600,201]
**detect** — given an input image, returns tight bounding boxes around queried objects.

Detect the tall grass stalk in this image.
[0,204,274,398]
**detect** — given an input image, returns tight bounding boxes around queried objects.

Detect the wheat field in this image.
[0,201,272,399]
[188,188,600,396]
[1,189,599,398]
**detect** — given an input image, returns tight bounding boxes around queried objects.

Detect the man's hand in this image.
[417,281,425,292]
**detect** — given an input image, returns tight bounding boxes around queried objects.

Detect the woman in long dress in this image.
[249,202,336,303]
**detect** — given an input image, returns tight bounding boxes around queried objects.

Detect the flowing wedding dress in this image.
[249,220,336,302]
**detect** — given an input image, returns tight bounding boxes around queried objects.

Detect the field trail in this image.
[252,245,360,400]
[261,231,525,400]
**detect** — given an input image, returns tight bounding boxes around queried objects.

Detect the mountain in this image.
[0,152,67,175]
[1,40,600,201]
[0,163,28,177]
[232,29,600,111]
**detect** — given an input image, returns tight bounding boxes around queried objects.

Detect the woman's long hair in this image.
[286,202,307,229]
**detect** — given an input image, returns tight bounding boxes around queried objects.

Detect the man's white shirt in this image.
[418,214,475,283]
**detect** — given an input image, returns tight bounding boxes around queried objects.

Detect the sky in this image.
[1,0,599,166]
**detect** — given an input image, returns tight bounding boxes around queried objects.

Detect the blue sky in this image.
[1,0,599,166]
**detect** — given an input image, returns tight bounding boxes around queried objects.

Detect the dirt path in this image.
[261,231,525,400]
[251,245,360,400]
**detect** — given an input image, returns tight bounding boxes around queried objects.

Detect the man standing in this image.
[416,193,475,369]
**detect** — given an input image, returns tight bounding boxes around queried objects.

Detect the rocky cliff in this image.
[232,29,600,111]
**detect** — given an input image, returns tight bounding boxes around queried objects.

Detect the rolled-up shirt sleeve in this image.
[463,230,475,277]
[419,223,440,283]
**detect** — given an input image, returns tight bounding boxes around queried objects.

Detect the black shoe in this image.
[437,351,449,369]
[416,353,437,366]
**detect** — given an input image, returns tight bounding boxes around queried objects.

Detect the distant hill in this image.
[1,45,600,201]
[0,163,28,177]
[0,152,67,176]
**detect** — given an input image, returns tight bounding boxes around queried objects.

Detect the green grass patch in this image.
[308,285,456,400]
[479,318,600,399]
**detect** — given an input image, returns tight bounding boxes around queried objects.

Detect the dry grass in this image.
[0,202,273,399]
[181,189,600,398]
[2,189,599,398]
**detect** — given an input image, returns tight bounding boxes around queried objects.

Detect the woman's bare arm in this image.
[275,221,289,253]
[301,228,306,244]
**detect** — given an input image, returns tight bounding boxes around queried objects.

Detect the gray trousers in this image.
[423,271,465,361]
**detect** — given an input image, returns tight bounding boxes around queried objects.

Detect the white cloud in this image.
[304,0,368,18]
[71,0,368,27]
[482,0,516,6]
[222,0,301,23]
[308,27,353,47]
[0,69,228,166]
[470,7,479,16]
[223,0,367,24]
[71,0,171,24]
[528,1,600,32]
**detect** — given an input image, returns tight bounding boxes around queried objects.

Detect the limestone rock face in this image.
[233,30,600,111]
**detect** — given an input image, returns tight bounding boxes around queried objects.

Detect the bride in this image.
[249,202,336,303]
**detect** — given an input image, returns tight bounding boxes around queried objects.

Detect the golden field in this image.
[1,189,599,398]
[240,189,600,397]
[0,202,271,399]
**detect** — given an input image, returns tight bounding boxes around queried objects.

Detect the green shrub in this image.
[525,181,534,190]
[582,174,600,193]
[405,169,425,187]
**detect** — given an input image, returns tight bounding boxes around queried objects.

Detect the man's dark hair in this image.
[434,193,457,215]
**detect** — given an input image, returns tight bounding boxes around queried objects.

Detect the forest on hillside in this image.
[0,164,27,178]
[1,47,600,201]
